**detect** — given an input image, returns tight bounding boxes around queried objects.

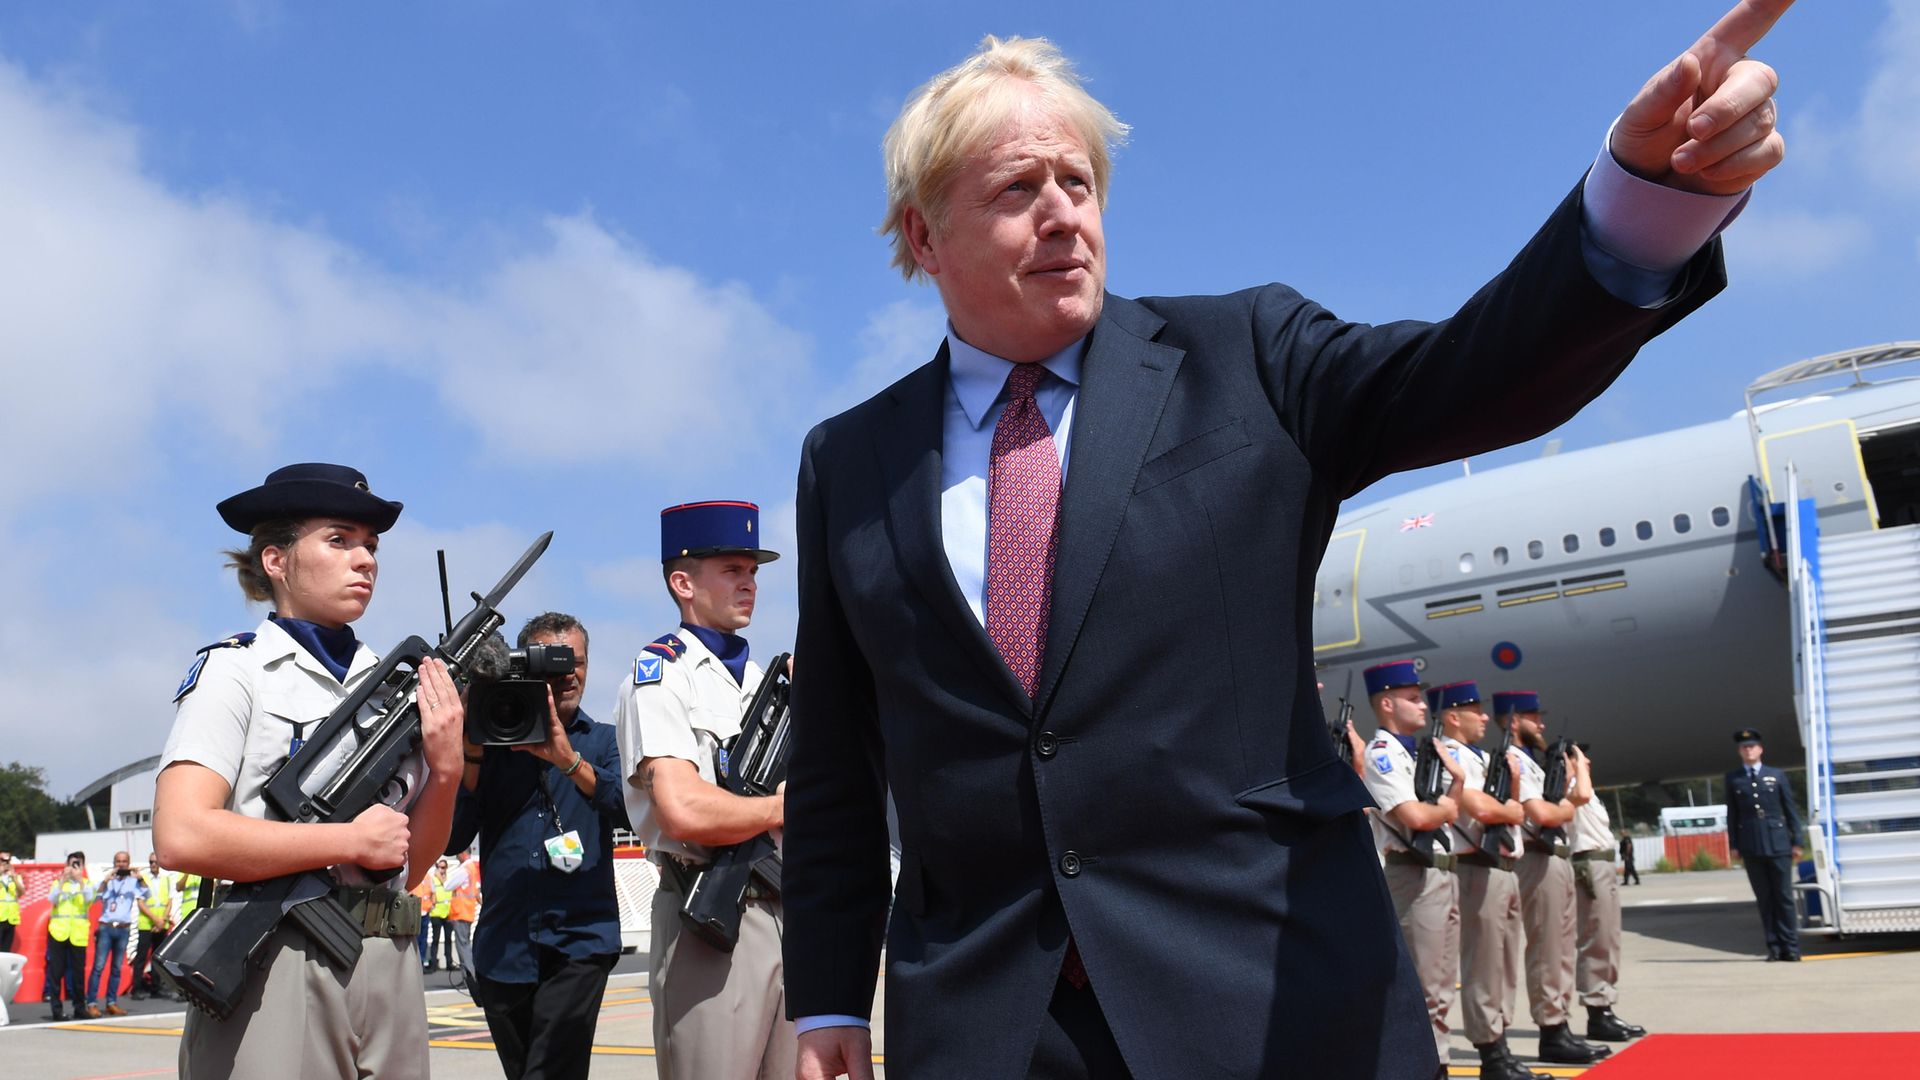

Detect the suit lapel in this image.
[1036,297,1183,715]
[874,344,1033,714]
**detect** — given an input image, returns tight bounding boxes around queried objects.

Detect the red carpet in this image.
[1582,1033,1920,1077]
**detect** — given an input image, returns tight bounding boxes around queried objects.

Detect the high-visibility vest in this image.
[138,872,174,931]
[429,878,453,920]
[0,872,21,925]
[449,867,479,922]
[177,874,204,920]
[412,877,432,915]
[47,878,92,944]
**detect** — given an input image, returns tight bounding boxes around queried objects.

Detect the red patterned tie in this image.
[985,362,1060,699]
[985,363,1088,991]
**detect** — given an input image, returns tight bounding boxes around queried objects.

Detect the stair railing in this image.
[1785,463,1844,929]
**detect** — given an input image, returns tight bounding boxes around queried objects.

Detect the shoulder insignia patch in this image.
[175,632,256,702]
[634,655,666,686]
[1371,750,1395,775]
[642,634,686,661]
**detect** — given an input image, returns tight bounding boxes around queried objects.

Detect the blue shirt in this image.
[95,872,147,925]
[447,708,631,983]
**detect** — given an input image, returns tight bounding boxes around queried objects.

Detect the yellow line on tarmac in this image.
[1804,948,1920,962]
[60,1023,185,1037]
[1448,1068,1586,1077]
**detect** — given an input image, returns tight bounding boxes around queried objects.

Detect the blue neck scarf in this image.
[272,614,358,683]
[1390,732,1420,757]
[681,622,750,686]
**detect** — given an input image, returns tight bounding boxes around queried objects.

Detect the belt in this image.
[101,921,134,929]
[333,885,420,939]
[1571,850,1612,863]
[1385,849,1456,872]
[653,856,774,901]
[1524,840,1572,858]
[1454,850,1518,873]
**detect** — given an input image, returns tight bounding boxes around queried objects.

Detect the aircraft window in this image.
[1674,513,1692,534]
[1527,540,1544,560]
[1563,534,1579,553]
[1712,505,1731,527]
[1636,520,1653,541]
[1599,527,1616,547]
[1492,546,1509,566]
[1460,552,1475,574]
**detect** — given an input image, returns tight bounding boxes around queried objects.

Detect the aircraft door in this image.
[1313,528,1365,653]
[1758,419,1878,532]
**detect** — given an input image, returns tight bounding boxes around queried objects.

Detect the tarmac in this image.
[2,867,1915,1078]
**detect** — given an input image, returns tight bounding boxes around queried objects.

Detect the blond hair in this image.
[880,35,1129,281]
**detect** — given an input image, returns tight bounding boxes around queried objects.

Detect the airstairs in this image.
[1786,468,1920,934]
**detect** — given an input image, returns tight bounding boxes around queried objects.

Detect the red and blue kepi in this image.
[1431,680,1482,710]
[659,500,781,564]
[1363,659,1423,696]
[1491,690,1545,715]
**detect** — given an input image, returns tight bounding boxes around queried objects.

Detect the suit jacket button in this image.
[1059,851,1082,877]
[1036,732,1059,759]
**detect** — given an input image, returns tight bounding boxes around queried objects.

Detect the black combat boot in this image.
[1586,1004,1647,1041]
[1474,1040,1551,1080]
[1538,1022,1612,1064]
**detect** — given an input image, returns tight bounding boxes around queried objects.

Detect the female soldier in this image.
[153,463,465,1078]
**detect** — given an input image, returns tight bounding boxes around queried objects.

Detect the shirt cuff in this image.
[795,1014,871,1035]
[1583,116,1750,275]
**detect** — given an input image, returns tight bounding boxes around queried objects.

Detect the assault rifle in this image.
[1407,698,1452,863]
[156,532,554,1019]
[1478,722,1516,860]
[1540,732,1574,845]
[1328,671,1357,766]
[680,653,792,952]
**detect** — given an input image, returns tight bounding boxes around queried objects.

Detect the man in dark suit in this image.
[785,7,1793,1078]
[1725,728,1804,961]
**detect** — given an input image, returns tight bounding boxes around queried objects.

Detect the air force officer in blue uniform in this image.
[1725,728,1804,961]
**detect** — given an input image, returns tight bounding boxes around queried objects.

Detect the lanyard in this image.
[538,762,568,835]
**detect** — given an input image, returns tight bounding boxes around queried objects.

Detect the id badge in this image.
[545,829,585,874]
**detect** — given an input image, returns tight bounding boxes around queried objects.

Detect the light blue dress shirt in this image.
[792,137,1746,1039]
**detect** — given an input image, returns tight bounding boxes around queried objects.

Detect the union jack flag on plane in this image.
[1400,514,1434,532]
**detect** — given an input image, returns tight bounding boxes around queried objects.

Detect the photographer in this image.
[84,850,146,1017]
[43,851,89,1021]
[448,613,628,1080]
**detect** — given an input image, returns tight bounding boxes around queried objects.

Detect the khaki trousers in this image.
[1455,864,1523,1045]
[1516,850,1576,1027]
[650,884,795,1080]
[178,926,427,1080]
[1575,857,1622,1007]
[1384,861,1459,1064]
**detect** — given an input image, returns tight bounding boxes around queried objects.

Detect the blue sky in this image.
[2,2,1912,796]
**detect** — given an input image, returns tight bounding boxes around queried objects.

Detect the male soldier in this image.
[1499,692,1610,1066]
[1725,728,1803,961]
[1570,743,1645,1042]
[1440,686,1545,1080]
[130,853,174,999]
[615,501,793,1080]
[1357,661,1463,1067]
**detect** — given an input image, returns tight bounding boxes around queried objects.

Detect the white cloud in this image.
[1725,210,1874,281]
[817,296,946,420]
[1859,0,1920,196]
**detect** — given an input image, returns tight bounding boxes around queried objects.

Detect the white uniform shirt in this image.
[612,629,764,865]
[1510,745,1551,843]
[159,617,431,884]
[1361,730,1425,855]
[1572,793,1615,856]
[1441,737,1503,855]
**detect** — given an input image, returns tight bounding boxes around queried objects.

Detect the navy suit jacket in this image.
[1726,763,1803,859]
[784,180,1724,1079]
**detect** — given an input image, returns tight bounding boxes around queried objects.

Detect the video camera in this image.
[465,637,576,746]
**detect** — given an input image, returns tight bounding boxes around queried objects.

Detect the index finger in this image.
[1694,0,1795,57]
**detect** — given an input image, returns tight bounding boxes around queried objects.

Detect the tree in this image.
[0,761,88,855]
